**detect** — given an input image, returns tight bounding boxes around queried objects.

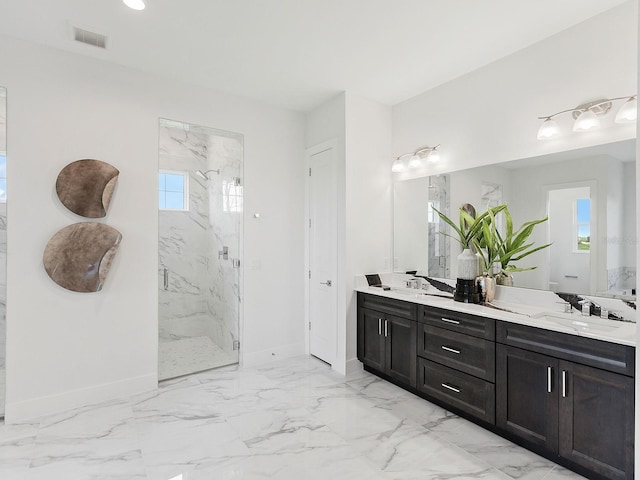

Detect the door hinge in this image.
[233,340,240,351]
[309,270,311,279]
[309,219,311,228]
[309,322,311,331]
[309,167,311,176]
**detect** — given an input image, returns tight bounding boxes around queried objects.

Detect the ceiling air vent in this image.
[73,27,107,49]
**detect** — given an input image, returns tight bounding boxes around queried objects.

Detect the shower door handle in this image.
[163,268,169,290]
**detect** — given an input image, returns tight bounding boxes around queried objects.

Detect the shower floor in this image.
[159,336,236,381]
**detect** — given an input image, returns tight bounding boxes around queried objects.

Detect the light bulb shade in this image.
[391,157,406,173]
[428,150,441,162]
[573,110,599,132]
[537,118,559,140]
[408,154,423,168]
[615,97,637,124]
[123,0,145,10]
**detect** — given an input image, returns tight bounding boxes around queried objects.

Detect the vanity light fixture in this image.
[123,0,146,10]
[392,145,441,172]
[537,95,637,140]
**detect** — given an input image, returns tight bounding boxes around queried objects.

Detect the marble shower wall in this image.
[158,122,242,358]
[159,125,211,342]
[204,133,242,354]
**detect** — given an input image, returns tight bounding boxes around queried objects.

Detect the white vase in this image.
[457,248,479,280]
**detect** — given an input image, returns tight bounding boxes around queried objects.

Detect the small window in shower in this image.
[159,170,189,211]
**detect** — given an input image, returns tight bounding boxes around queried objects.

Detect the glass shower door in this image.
[158,119,242,381]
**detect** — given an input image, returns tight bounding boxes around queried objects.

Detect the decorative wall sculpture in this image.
[43,223,122,292]
[55,159,119,218]
[45,159,122,292]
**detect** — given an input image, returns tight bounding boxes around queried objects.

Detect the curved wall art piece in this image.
[43,222,122,292]
[56,159,119,218]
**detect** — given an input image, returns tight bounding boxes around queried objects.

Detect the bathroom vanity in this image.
[356,282,636,480]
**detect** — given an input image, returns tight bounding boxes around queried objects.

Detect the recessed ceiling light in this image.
[122,0,145,10]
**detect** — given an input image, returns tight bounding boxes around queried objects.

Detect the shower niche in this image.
[158,119,243,380]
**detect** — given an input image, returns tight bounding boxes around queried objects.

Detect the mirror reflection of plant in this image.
[433,204,506,249]
[475,206,551,276]
[494,207,551,275]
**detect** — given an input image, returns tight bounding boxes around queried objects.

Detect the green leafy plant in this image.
[433,204,506,249]
[492,207,551,275]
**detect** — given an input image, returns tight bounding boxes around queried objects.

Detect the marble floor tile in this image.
[437,421,557,480]
[0,355,590,480]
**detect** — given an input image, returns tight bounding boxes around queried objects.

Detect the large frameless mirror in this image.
[394,139,636,299]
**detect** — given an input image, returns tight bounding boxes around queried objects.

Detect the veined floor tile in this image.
[0,355,588,480]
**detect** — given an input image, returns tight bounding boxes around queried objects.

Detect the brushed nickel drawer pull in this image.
[384,319,388,338]
[441,383,461,393]
[441,345,461,355]
[378,318,382,336]
[441,318,460,325]
[562,370,567,398]
[547,366,552,393]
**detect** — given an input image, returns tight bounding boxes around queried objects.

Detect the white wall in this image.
[393,1,637,174]
[0,36,306,422]
[344,94,392,371]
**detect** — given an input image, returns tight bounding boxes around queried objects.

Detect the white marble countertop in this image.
[355,275,637,347]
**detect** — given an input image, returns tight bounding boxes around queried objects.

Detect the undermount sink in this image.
[389,287,450,299]
[531,311,620,332]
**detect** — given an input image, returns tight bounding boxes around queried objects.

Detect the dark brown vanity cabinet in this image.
[416,306,496,424]
[356,293,636,480]
[496,321,635,480]
[357,293,417,388]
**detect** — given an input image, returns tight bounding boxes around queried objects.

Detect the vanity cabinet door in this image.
[385,315,417,387]
[357,308,385,372]
[496,344,559,453]
[558,361,634,480]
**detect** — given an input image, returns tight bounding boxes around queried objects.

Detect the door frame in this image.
[305,139,339,364]
[542,180,597,294]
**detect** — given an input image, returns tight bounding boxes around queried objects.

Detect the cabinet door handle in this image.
[441,383,461,393]
[547,366,552,393]
[441,345,461,355]
[378,318,382,336]
[384,319,388,337]
[562,370,567,398]
[441,317,460,325]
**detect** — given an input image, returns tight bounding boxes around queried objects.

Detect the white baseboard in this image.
[345,357,363,376]
[4,373,157,424]
[241,342,306,368]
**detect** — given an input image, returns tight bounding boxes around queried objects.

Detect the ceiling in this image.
[0,0,630,112]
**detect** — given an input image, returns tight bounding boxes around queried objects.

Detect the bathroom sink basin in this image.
[389,287,451,299]
[532,312,620,332]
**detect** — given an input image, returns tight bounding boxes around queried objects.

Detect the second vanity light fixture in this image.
[537,95,637,140]
[392,145,441,172]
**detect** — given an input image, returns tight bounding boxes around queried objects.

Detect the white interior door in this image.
[308,146,337,365]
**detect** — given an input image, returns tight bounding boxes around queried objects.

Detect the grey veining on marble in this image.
[158,121,242,380]
[0,356,587,480]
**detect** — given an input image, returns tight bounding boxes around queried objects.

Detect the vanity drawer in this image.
[358,292,417,320]
[496,321,635,377]
[417,357,495,424]
[418,324,495,382]
[419,306,495,340]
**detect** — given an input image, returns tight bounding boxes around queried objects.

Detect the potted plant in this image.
[433,204,506,303]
